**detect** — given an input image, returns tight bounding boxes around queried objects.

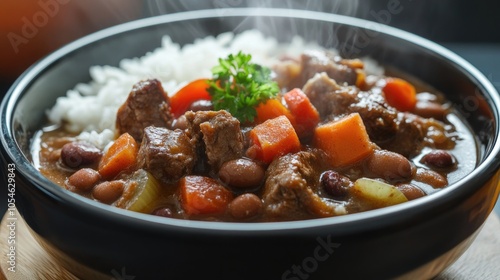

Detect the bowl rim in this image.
[2,7,500,232]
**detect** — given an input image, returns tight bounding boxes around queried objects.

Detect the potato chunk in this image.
[351,178,408,208]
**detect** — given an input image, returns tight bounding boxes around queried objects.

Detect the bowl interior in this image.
[2,8,500,230]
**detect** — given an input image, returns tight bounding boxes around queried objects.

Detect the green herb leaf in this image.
[207,51,279,123]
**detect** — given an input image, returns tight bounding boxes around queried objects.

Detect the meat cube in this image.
[302,72,357,117]
[302,73,426,157]
[185,110,244,170]
[382,113,425,157]
[116,79,174,142]
[348,91,399,145]
[272,58,301,90]
[300,50,358,87]
[262,150,345,220]
[137,126,196,184]
[348,93,426,157]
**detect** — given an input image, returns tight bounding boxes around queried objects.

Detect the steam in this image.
[143,0,363,52]
[144,0,363,18]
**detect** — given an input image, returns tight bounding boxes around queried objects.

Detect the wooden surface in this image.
[1,210,499,280]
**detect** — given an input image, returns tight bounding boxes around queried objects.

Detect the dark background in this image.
[1,0,499,215]
[2,0,500,93]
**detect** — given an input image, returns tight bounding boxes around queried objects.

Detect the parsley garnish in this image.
[207,51,279,123]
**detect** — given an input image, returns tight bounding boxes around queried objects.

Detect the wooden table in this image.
[1,210,499,280]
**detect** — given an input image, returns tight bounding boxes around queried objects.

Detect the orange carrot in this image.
[314,113,374,167]
[247,115,301,164]
[382,78,417,112]
[98,133,138,179]
[170,79,211,118]
[284,88,320,138]
[254,98,296,126]
[180,175,233,216]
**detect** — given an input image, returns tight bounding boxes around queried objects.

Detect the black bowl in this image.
[1,8,500,280]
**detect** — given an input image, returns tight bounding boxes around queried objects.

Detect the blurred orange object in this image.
[0,0,142,82]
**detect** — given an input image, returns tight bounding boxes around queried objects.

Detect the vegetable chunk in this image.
[314,113,374,167]
[382,78,417,112]
[284,88,320,138]
[351,178,408,208]
[115,169,162,214]
[254,98,295,126]
[180,175,233,216]
[170,79,211,118]
[98,133,138,179]
[247,116,301,164]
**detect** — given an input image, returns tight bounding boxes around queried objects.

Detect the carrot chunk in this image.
[247,115,301,164]
[283,88,320,138]
[170,79,211,118]
[180,175,233,216]
[382,78,417,112]
[314,113,374,167]
[254,98,296,126]
[98,133,138,179]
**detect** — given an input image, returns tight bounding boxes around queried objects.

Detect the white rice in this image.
[47,30,382,149]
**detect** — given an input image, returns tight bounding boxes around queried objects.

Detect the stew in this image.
[32,49,477,222]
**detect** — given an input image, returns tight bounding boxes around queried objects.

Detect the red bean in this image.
[66,168,101,192]
[219,158,265,188]
[92,180,125,204]
[415,168,447,188]
[396,184,426,200]
[61,142,102,168]
[228,193,263,220]
[365,150,414,182]
[320,170,350,197]
[421,150,456,169]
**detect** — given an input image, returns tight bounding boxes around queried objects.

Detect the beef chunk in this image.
[300,50,358,87]
[185,110,244,170]
[116,79,174,142]
[302,74,429,157]
[262,150,345,220]
[348,91,399,145]
[272,58,301,90]
[302,72,357,117]
[137,126,196,184]
[384,113,425,157]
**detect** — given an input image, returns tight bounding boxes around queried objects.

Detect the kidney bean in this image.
[61,142,102,168]
[365,150,414,182]
[66,168,101,192]
[320,170,350,197]
[415,168,447,188]
[152,207,174,218]
[189,100,213,112]
[92,180,125,204]
[421,150,456,169]
[228,193,263,220]
[396,184,426,200]
[219,158,265,188]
